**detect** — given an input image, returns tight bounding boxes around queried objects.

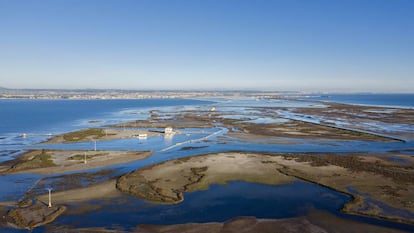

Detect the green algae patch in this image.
[6,150,56,172]
[69,152,107,160]
[62,128,106,142]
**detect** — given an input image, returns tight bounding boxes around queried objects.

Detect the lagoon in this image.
[0,95,413,232]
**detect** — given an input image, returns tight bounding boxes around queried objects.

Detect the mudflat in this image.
[7,200,66,230]
[0,150,151,174]
[44,128,160,144]
[134,211,407,233]
[117,152,414,224]
[117,152,297,204]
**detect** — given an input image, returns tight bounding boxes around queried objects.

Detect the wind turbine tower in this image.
[46,188,53,208]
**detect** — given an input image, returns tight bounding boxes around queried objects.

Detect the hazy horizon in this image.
[2,85,414,95]
[1,0,413,93]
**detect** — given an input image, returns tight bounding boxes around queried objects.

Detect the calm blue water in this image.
[304,94,414,108]
[45,181,351,231]
[0,97,412,232]
[0,99,210,135]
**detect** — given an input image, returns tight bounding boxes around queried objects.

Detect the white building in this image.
[164,127,173,134]
[137,134,148,139]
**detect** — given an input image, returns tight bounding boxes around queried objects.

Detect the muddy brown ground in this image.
[228,119,392,141]
[284,102,414,140]
[2,99,412,231]
[0,150,151,174]
[44,128,160,144]
[111,111,216,129]
[114,107,398,142]
[294,103,414,125]
[117,153,296,204]
[41,211,409,233]
[7,200,66,229]
[135,212,407,233]
[36,180,121,204]
[117,152,414,224]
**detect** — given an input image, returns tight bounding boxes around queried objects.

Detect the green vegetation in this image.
[10,150,55,171]
[69,153,107,160]
[62,128,106,142]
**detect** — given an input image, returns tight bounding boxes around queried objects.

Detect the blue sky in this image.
[0,0,413,92]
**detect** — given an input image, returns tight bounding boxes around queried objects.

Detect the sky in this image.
[0,0,413,92]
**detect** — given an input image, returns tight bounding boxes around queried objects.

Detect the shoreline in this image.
[42,128,161,144]
[0,150,152,175]
[1,96,413,231]
[306,99,414,110]
[117,152,414,225]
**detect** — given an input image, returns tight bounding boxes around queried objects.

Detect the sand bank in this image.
[44,128,160,144]
[0,150,151,174]
[41,211,408,233]
[36,180,121,204]
[117,152,414,224]
[117,152,296,204]
[134,211,407,233]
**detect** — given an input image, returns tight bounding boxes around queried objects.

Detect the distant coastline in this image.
[1,88,413,101]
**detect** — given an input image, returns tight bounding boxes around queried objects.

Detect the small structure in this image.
[84,152,87,164]
[47,188,53,208]
[137,134,148,140]
[164,127,173,134]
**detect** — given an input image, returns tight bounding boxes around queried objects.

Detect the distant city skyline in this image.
[1,0,413,93]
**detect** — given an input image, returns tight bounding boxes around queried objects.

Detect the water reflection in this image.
[51,181,351,229]
[164,133,174,144]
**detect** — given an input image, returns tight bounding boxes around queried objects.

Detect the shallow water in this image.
[303,94,414,108]
[0,98,210,143]
[43,181,351,231]
[0,97,413,232]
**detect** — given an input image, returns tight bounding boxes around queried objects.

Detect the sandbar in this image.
[0,150,151,174]
[117,152,414,224]
[44,128,160,144]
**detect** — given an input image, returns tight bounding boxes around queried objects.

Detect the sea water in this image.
[0,97,413,232]
[304,93,414,108]
[49,181,351,230]
[0,99,211,135]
